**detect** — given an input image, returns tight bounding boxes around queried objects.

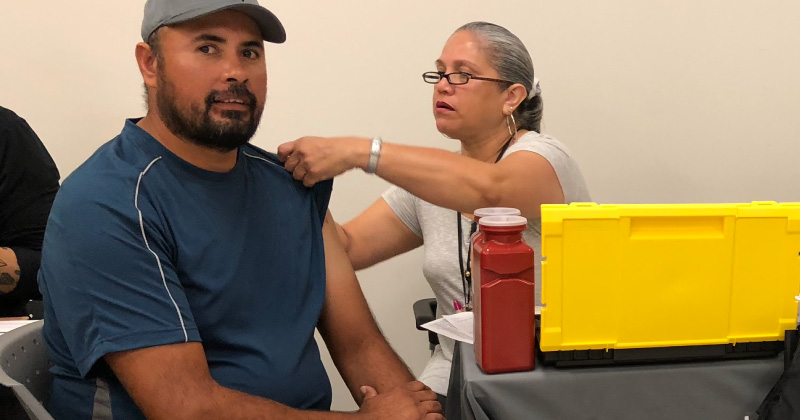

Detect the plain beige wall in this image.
[2,0,799,411]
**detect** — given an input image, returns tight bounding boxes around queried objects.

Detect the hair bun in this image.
[528,77,541,99]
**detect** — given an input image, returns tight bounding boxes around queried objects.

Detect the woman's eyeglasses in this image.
[422,71,513,86]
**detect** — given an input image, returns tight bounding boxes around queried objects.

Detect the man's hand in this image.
[358,381,444,420]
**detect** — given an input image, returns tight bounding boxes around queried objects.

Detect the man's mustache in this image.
[205,84,257,111]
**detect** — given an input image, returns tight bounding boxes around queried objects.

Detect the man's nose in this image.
[221,54,248,84]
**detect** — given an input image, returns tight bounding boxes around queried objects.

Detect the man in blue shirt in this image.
[37,1,443,419]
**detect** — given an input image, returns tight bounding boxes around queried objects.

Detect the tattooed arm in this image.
[0,247,21,295]
[0,107,60,316]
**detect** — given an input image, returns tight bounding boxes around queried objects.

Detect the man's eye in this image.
[199,45,216,54]
[242,50,260,59]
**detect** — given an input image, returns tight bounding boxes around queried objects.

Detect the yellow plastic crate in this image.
[540,201,800,352]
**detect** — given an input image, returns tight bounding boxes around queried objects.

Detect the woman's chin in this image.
[435,123,458,140]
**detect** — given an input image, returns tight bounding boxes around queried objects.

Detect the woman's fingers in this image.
[276,140,297,162]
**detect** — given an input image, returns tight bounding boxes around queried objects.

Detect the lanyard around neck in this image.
[456,134,515,309]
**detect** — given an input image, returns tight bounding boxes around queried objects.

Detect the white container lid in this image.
[474,207,521,218]
[479,215,528,227]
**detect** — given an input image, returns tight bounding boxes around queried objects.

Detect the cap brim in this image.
[151,3,286,43]
[221,4,286,43]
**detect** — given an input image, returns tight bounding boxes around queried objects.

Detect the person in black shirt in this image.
[0,106,60,317]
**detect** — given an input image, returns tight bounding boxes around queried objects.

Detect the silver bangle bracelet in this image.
[365,136,382,174]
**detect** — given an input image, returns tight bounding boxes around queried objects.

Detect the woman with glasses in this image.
[278,21,590,407]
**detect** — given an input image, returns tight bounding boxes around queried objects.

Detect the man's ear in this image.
[135,42,158,92]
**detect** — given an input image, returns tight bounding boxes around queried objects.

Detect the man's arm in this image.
[105,302,442,420]
[106,342,355,420]
[0,247,20,295]
[103,211,442,420]
[317,210,442,419]
[0,108,60,314]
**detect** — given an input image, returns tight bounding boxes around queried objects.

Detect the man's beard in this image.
[156,70,263,153]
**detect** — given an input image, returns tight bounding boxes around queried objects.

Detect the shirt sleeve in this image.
[311,179,334,224]
[503,133,592,203]
[0,109,60,316]
[381,186,422,238]
[38,174,200,377]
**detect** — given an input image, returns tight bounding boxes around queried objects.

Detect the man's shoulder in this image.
[239,143,333,219]
[59,131,159,206]
[0,106,22,125]
[239,143,323,188]
[240,143,284,169]
[0,106,37,149]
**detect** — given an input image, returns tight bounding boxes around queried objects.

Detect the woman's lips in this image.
[435,101,454,112]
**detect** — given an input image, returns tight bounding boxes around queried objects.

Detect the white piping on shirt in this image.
[242,151,285,169]
[134,156,188,342]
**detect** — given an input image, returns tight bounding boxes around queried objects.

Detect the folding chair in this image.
[0,321,55,420]
[413,297,440,352]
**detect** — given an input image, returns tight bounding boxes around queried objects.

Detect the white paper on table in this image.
[0,320,36,335]
[421,311,474,344]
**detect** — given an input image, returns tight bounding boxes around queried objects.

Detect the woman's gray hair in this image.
[456,22,543,133]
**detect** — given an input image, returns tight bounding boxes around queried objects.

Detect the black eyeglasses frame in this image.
[422,71,514,86]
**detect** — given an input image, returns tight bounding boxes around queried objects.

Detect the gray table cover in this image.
[447,342,785,420]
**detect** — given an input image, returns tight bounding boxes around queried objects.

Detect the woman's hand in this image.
[277,136,370,187]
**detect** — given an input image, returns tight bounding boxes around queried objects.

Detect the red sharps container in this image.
[470,207,521,249]
[472,215,535,374]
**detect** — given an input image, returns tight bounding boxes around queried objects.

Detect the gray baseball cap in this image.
[141,0,286,43]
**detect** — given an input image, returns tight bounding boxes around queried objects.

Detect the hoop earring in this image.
[506,112,518,138]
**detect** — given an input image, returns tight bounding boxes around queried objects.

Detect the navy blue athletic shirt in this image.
[39,119,333,419]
